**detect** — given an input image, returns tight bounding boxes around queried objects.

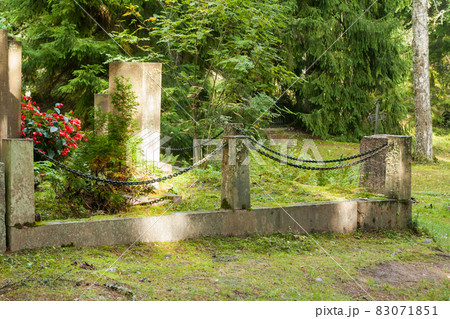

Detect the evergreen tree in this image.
[282,0,411,140]
[429,0,449,128]
[0,0,158,124]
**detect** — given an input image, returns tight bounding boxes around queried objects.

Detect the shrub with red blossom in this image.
[21,96,87,159]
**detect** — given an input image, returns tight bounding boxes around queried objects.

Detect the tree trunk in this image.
[412,0,433,160]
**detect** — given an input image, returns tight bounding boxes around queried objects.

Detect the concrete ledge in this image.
[8,201,357,251]
[6,199,409,252]
[357,199,412,230]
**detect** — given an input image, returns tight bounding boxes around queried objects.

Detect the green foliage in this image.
[34,161,63,188]
[1,0,446,143]
[283,0,411,140]
[58,76,144,214]
[429,0,450,128]
[1,0,129,122]
[118,0,296,145]
[84,76,140,174]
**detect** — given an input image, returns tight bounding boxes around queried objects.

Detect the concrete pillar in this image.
[221,123,250,210]
[0,30,23,156]
[359,134,412,200]
[0,162,6,252]
[7,39,22,138]
[1,139,35,227]
[109,62,162,164]
[0,30,9,158]
[359,135,412,229]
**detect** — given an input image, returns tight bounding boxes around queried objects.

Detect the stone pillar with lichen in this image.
[360,134,412,200]
[359,134,412,229]
[221,123,250,210]
[2,139,35,228]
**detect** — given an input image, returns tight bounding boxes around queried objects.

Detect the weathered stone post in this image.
[1,139,35,228]
[0,30,22,157]
[359,134,412,228]
[0,163,6,252]
[0,30,9,157]
[360,135,412,200]
[7,38,22,138]
[221,123,250,210]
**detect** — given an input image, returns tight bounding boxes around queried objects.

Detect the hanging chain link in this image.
[237,127,387,163]
[250,143,389,170]
[160,130,224,151]
[34,142,226,186]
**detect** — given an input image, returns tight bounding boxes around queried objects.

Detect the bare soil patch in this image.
[343,256,449,300]
[363,259,448,286]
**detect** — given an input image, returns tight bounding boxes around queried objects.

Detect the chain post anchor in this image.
[221,124,251,210]
[359,135,412,201]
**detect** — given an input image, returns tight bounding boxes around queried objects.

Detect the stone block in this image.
[221,123,250,210]
[1,139,35,226]
[384,136,412,200]
[360,135,412,200]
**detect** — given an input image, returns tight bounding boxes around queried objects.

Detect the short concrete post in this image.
[221,123,250,210]
[359,135,412,229]
[0,162,6,251]
[1,139,35,227]
[359,134,412,200]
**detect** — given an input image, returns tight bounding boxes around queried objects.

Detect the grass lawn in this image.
[1,128,448,301]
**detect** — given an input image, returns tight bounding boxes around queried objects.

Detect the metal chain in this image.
[160,130,224,151]
[237,127,388,163]
[251,143,389,170]
[34,142,226,186]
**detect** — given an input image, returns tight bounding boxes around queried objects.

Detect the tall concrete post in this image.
[109,62,162,165]
[2,139,35,227]
[221,123,250,210]
[0,30,22,157]
[7,39,22,138]
[359,134,412,228]
[0,30,9,157]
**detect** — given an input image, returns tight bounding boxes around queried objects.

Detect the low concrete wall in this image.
[8,200,358,252]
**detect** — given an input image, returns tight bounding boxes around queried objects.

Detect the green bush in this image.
[59,76,152,215]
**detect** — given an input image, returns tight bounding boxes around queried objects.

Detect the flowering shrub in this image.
[21,96,87,159]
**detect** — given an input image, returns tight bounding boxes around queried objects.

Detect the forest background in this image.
[0,0,448,149]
